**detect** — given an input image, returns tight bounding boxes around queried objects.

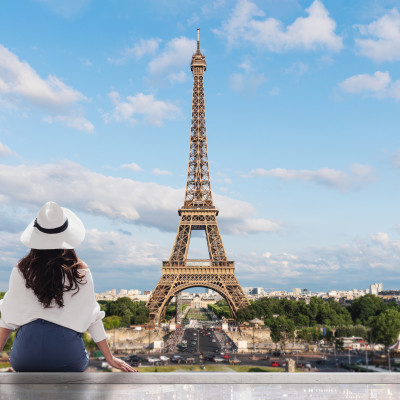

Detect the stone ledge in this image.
[0,372,399,385]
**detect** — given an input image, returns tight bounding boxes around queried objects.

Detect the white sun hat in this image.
[20,201,85,249]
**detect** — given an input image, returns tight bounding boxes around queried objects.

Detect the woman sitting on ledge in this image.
[0,201,136,372]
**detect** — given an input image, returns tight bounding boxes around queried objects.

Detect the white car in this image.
[214,357,224,363]
[160,356,170,362]
[147,357,161,364]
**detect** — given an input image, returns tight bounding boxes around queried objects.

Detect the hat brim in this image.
[20,207,85,250]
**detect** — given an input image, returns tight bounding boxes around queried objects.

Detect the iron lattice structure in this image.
[147,31,249,323]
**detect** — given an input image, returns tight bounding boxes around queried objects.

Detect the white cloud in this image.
[391,149,400,168]
[0,44,93,131]
[109,38,161,64]
[0,161,281,235]
[35,0,92,19]
[229,60,266,93]
[168,71,188,84]
[355,8,400,62]
[229,72,266,93]
[148,36,196,83]
[285,61,309,75]
[214,0,342,52]
[0,228,168,292]
[121,163,143,172]
[234,232,400,289]
[153,168,172,176]
[246,163,375,191]
[339,71,400,100]
[269,87,280,96]
[104,91,182,127]
[0,141,13,157]
[0,44,86,111]
[43,115,94,133]
[124,38,161,60]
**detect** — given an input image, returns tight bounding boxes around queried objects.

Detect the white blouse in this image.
[0,267,106,343]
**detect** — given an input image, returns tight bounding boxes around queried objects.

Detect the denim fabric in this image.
[10,319,89,372]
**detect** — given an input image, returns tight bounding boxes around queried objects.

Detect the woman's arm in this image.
[0,327,12,352]
[95,339,137,372]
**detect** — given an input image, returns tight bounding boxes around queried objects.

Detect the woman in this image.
[0,201,136,372]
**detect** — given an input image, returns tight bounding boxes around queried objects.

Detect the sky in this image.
[1,0,400,294]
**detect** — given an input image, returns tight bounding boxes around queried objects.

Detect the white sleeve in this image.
[84,272,106,342]
[0,269,22,330]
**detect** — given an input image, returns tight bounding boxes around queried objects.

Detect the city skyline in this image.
[1,1,400,293]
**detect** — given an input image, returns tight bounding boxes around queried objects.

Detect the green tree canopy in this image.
[371,309,400,346]
[348,294,387,325]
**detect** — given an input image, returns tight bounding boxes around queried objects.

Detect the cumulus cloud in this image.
[245,163,375,192]
[355,8,400,62]
[391,149,400,168]
[229,60,266,93]
[339,71,400,100]
[214,0,342,52]
[0,44,93,131]
[234,232,400,290]
[108,38,161,64]
[35,0,92,19]
[0,228,168,292]
[285,61,309,75]
[153,168,172,176]
[0,142,13,157]
[103,91,182,127]
[0,45,86,110]
[0,161,282,235]
[121,163,143,172]
[43,115,94,133]
[148,36,196,83]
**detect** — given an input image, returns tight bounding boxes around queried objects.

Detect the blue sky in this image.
[1,0,400,293]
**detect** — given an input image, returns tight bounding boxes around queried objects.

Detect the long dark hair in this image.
[18,249,87,308]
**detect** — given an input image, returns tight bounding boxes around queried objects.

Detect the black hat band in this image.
[34,218,69,234]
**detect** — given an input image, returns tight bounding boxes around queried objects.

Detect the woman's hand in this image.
[106,356,138,372]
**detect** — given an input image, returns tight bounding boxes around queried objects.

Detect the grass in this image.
[136,365,285,373]
[0,363,11,368]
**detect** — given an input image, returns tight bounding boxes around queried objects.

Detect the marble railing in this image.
[0,372,399,400]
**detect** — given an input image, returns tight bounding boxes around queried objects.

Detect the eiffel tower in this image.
[147,29,250,323]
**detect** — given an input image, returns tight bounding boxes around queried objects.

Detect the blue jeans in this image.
[10,319,89,372]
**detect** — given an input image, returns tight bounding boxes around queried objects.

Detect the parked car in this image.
[147,357,160,365]
[171,355,186,364]
[271,361,280,367]
[126,355,146,367]
[304,362,312,369]
[160,356,170,362]
[214,357,224,363]
[223,354,230,359]
[204,355,215,361]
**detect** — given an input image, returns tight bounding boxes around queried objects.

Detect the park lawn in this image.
[0,363,11,368]
[136,365,285,372]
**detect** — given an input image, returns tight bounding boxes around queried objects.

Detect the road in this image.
[88,324,352,372]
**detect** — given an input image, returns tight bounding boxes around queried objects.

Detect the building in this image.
[370,283,383,295]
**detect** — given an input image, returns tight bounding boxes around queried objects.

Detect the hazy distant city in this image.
[96,282,400,306]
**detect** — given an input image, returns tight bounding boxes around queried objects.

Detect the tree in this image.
[371,309,400,346]
[269,316,295,347]
[102,316,121,330]
[349,294,386,325]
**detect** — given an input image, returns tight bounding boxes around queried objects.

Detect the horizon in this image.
[1,1,400,293]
